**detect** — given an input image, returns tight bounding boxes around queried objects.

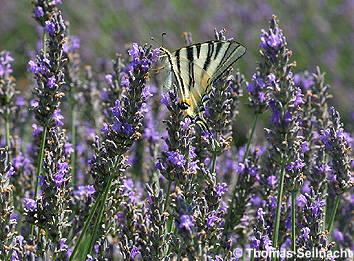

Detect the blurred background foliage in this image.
[1,0,353,130]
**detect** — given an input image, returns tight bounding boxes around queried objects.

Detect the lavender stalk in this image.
[69,43,158,260]
[0,51,16,151]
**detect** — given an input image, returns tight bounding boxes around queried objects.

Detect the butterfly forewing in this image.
[161,40,246,120]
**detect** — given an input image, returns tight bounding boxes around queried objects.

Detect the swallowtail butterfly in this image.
[160,40,246,128]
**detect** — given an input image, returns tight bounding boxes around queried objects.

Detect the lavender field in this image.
[0,0,353,260]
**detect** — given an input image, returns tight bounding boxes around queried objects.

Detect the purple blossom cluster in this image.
[0,4,353,261]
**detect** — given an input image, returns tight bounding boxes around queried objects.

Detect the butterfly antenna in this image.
[161,32,167,48]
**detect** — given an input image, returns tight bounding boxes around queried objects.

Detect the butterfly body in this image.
[160,40,246,125]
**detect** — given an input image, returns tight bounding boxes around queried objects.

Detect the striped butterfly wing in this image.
[162,40,246,120]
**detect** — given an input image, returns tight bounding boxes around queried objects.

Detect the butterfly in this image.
[159,40,246,129]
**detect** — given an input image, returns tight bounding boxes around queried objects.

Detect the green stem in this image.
[70,107,77,185]
[42,30,47,54]
[29,27,48,238]
[322,155,329,230]
[211,150,217,174]
[30,126,47,236]
[243,113,259,161]
[163,180,172,212]
[69,190,103,261]
[250,249,254,261]
[5,117,10,151]
[87,176,114,255]
[225,113,259,232]
[291,191,297,253]
[327,195,341,234]
[272,164,286,251]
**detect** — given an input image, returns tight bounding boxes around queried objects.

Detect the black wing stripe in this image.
[176,49,181,73]
[174,49,186,96]
[214,42,223,60]
[213,45,244,81]
[186,46,194,62]
[217,43,231,69]
[196,43,201,58]
[164,50,180,95]
[217,44,240,71]
[203,42,214,71]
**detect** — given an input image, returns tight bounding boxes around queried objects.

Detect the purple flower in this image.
[267,175,277,186]
[64,143,74,155]
[296,194,307,207]
[10,252,20,261]
[52,109,64,127]
[86,185,95,197]
[63,36,80,53]
[30,99,39,108]
[268,73,276,82]
[150,48,160,62]
[58,162,69,175]
[250,236,260,249]
[28,60,39,74]
[128,43,140,60]
[319,129,331,147]
[246,82,256,94]
[0,50,13,74]
[160,92,171,106]
[142,85,153,99]
[6,166,15,178]
[34,6,44,17]
[301,227,310,240]
[120,73,130,88]
[181,117,191,131]
[301,141,310,153]
[112,120,122,132]
[178,215,194,231]
[155,161,164,171]
[294,88,304,106]
[54,162,69,186]
[310,200,325,216]
[24,198,37,211]
[16,96,25,107]
[269,105,281,124]
[10,213,19,222]
[131,246,139,259]
[237,162,246,174]
[286,159,305,170]
[216,183,228,197]
[258,92,266,102]
[332,229,344,241]
[45,21,55,35]
[100,122,109,134]
[123,123,133,135]
[189,160,199,173]
[59,238,68,251]
[74,185,95,198]
[206,211,219,227]
[262,235,274,253]
[249,166,258,177]
[328,174,337,182]
[260,28,284,51]
[105,74,113,85]
[284,111,292,123]
[269,196,277,209]
[166,151,186,167]
[250,195,264,206]
[47,76,56,88]
[257,208,266,221]
[112,100,122,117]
